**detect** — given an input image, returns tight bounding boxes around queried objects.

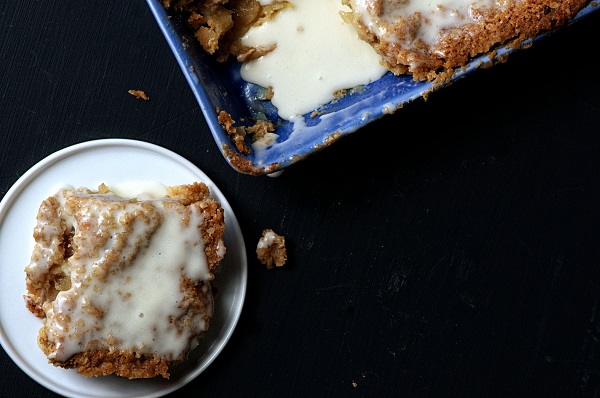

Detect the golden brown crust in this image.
[221,144,281,175]
[37,329,172,379]
[348,0,589,80]
[217,110,277,156]
[163,0,290,62]
[24,195,72,317]
[167,181,211,204]
[194,197,226,271]
[218,110,251,154]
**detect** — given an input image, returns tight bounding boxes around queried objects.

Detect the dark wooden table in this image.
[2,2,600,397]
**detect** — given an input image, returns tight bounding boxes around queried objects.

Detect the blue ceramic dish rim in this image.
[146,0,598,175]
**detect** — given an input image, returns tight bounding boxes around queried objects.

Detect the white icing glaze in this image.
[251,132,280,151]
[353,0,503,48]
[108,181,168,200]
[38,188,213,362]
[240,0,388,120]
[257,230,277,249]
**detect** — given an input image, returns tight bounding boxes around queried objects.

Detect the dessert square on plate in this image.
[0,140,247,398]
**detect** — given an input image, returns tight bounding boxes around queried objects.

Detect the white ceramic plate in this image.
[0,139,247,398]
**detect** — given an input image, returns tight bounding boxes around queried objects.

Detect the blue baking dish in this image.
[146,0,598,175]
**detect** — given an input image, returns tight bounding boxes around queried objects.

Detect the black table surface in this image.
[2,2,600,397]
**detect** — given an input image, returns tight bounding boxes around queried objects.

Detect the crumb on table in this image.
[128,89,149,100]
[256,229,287,269]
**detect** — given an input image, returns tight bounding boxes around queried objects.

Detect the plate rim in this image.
[0,138,247,398]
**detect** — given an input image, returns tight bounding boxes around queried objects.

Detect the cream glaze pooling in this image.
[240,0,388,120]
[39,189,213,362]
